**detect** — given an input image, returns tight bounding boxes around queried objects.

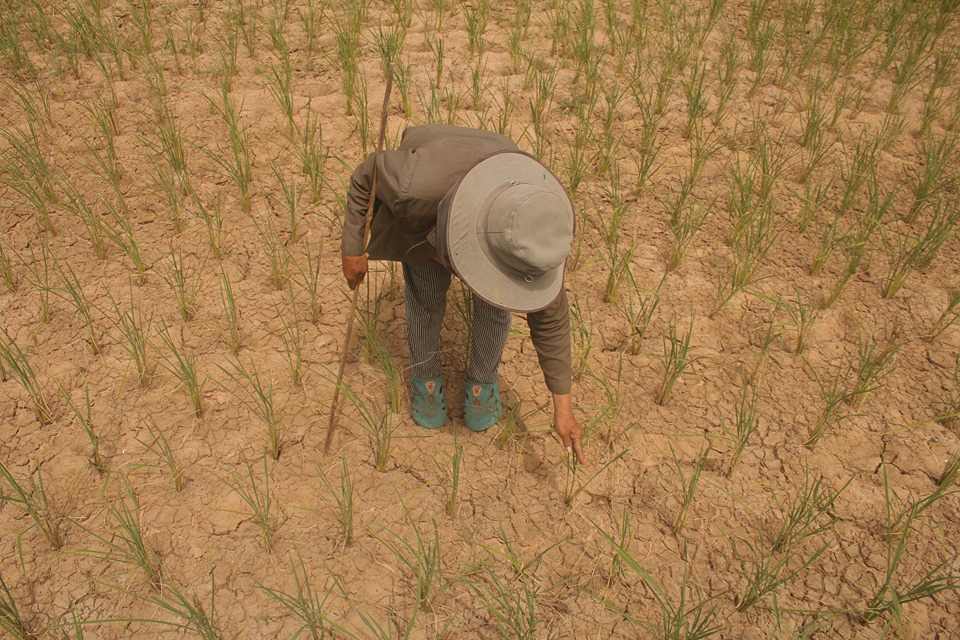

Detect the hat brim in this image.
[445,151,574,313]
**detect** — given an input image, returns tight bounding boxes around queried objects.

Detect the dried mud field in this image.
[1,0,960,638]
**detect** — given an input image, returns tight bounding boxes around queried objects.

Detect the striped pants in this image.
[403,262,511,383]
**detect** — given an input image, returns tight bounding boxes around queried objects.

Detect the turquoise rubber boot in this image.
[410,377,447,429]
[464,380,502,432]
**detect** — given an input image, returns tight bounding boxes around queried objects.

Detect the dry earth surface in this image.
[1,0,959,638]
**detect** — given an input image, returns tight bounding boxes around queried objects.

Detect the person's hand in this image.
[553,393,585,464]
[342,254,368,290]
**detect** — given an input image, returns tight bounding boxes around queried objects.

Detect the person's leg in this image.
[404,262,451,429]
[467,295,511,383]
[464,292,511,431]
[403,262,451,379]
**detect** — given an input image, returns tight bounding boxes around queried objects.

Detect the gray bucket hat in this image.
[439,151,575,313]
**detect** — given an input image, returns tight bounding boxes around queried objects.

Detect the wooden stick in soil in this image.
[325,66,393,454]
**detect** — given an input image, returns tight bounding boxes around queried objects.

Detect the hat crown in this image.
[485,184,573,277]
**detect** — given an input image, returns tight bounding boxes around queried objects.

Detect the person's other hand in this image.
[553,393,585,464]
[342,254,368,290]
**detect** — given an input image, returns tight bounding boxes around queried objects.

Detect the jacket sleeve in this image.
[527,288,572,395]
[341,153,376,256]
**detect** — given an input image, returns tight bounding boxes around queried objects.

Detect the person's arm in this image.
[341,154,376,289]
[528,289,585,463]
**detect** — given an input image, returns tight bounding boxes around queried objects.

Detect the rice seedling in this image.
[887,34,934,116]
[825,177,895,307]
[59,179,109,260]
[563,449,627,506]
[109,291,154,388]
[0,328,54,424]
[656,315,697,406]
[882,195,960,298]
[294,101,327,205]
[316,455,354,547]
[152,96,189,195]
[463,0,490,58]
[619,271,663,356]
[137,572,220,639]
[266,1,291,53]
[253,213,292,291]
[154,161,186,234]
[592,518,723,638]
[892,461,960,540]
[849,331,901,408]
[359,279,401,413]
[374,23,404,82]
[374,510,445,611]
[838,129,880,217]
[681,55,708,139]
[923,287,960,342]
[630,105,666,191]
[256,550,335,640]
[604,506,631,587]
[217,358,281,460]
[0,460,64,549]
[0,115,58,225]
[157,246,204,322]
[60,383,104,473]
[669,442,710,535]
[720,383,760,477]
[469,568,539,640]
[0,9,36,79]
[587,194,634,304]
[730,200,780,290]
[733,530,832,612]
[322,370,393,471]
[267,52,295,138]
[81,95,121,180]
[219,266,241,354]
[745,0,777,96]
[508,1,531,72]
[277,285,305,387]
[222,455,277,550]
[138,416,184,493]
[0,573,40,640]
[809,208,845,277]
[105,200,149,282]
[294,238,323,325]
[204,87,253,213]
[189,191,225,261]
[332,4,362,115]
[20,241,54,326]
[83,474,163,589]
[771,471,848,555]
[271,164,302,243]
[440,435,463,518]
[55,260,101,354]
[905,133,957,224]
[781,283,817,355]
[713,33,740,126]
[920,44,959,136]
[298,0,319,56]
[744,308,783,386]
[937,450,960,489]
[805,362,864,447]
[0,240,16,292]
[668,198,714,272]
[155,322,204,418]
[862,467,959,624]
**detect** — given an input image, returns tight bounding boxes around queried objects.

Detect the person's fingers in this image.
[572,435,585,464]
[560,428,573,453]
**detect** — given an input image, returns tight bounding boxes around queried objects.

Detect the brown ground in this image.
[1,0,959,638]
